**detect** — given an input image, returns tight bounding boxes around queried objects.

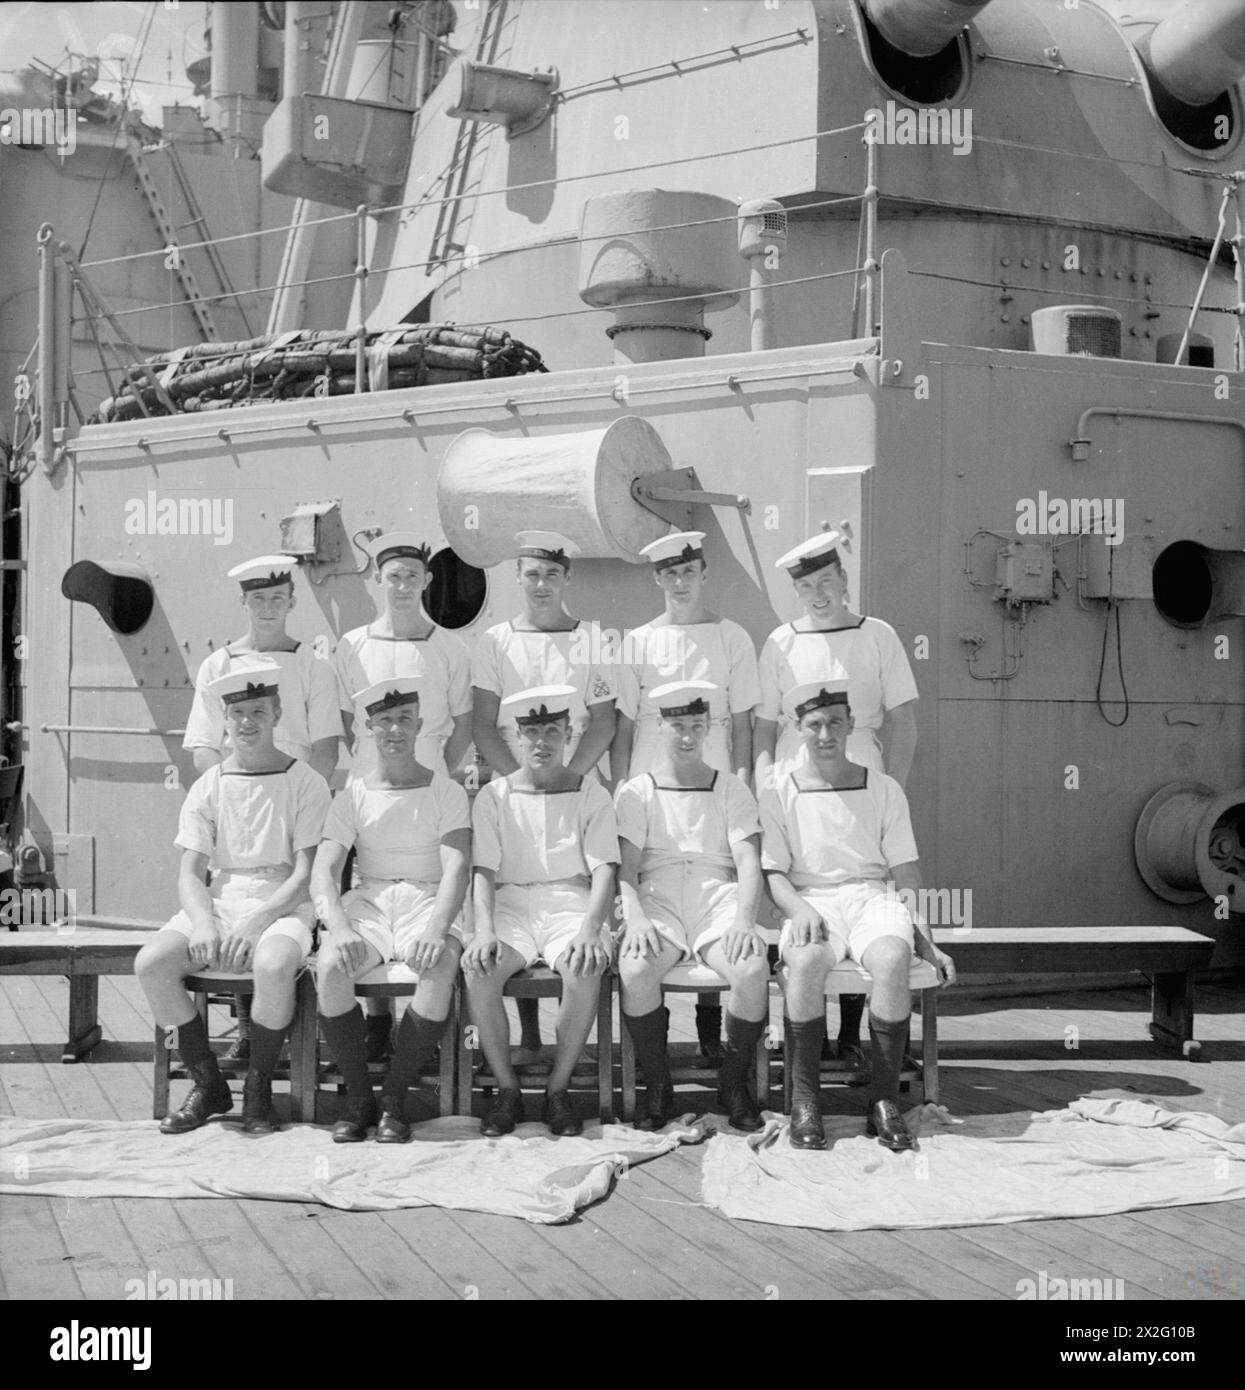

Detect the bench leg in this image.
[64,975,101,1063]
[920,988,939,1105]
[1150,971,1202,1059]
[597,975,614,1125]
[619,1001,637,1123]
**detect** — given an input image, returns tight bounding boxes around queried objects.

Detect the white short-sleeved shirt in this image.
[615,771,760,875]
[175,760,331,872]
[616,619,760,776]
[182,644,342,764]
[472,777,619,885]
[334,624,472,777]
[472,619,615,763]
[758,617,918,773]
[759,769,918,888]
[321,775,470,881]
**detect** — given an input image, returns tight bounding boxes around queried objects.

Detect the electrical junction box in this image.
[994,541,1054,603]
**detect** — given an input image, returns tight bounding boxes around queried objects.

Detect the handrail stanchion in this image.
[862,121,880,343]
[355,204,369,394]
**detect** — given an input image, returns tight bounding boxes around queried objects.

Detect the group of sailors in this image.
[135,526,955,1153]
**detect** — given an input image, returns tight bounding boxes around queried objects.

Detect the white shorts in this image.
[341,877,464,962]
[638,865,740,963]
[490,881,601,971]
[161,868,314,959]
[779,882,913,967]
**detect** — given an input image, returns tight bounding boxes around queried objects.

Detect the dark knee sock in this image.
[176,1012,214,1069]
[320,1007,372,1101]
[383,1010,449,1104]
[517,995,542,1049]
[721,1011,765,1088]
[869,1014,910,1105]
[234,994,253,1040]
[625,1005,670,1088]
[249,1021,287,1078]
[695,1000,722,1050]
[789,1017,826,1108]
[838,993,866,1047]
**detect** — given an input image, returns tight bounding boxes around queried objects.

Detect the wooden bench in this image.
[930,925,1216,1058]
[0,924,155,1060]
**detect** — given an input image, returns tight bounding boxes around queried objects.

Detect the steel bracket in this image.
[631,468,752,529]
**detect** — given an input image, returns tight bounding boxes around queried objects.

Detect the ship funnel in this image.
[579,190,740,364]
[1141,0,1245,109]
[1153,541,1245,628]
[1136,783,1245,913]
[860,0,993,59]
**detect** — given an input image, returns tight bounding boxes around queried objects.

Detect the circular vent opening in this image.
[1153,540,1214,628]
[425,547,487,630]
[1145,73,1236,153]
[860,8,967,105]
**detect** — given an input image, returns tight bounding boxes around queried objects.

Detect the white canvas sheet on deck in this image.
[0,1115,708,1224]
[700,1098,1245,1230]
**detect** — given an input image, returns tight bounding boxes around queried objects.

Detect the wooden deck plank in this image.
[435,1204,618,1300]
[371,1206,539,1299]
[4,971,1243,1303]
[0,1196,86,1300]
[620,1146,858,1298]
[47,1197,151,1301]
[235,1199,388,1300]
[310,1209,461,1301]
[173,1199,308,1301]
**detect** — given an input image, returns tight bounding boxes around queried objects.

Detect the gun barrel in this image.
[1145,0,1245,108]
[861,0,993,59]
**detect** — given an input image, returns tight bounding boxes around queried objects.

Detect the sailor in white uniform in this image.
[755,532,918,786]
[333,533,473,780]
[136,665,331,1136]
[471,529,617,1065]
[615,681,769,1132]
[612,531,760,783]
[182,556,341,784]
[611,530,760,1063]
[462,686,619,1138]
[759,680,954,1153]
[311,677,472,1143]
[755,532,920,1074]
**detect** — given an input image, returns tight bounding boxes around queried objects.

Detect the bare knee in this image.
[864,938,911,980]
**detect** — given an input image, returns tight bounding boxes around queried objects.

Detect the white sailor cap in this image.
[774,532,844,579]
[515,530,579,567]
[355,676,424,718]
[227,555,297,592]
[209,663,283,706]
[501,683,576,726]
[650,680,719,718]
[783,679,851,721]
[367,532,432,570]
[639,531,706,572]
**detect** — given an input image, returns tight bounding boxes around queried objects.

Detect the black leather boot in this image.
[241,1072,280,1135]
[867,1098,917,1152]
[376,1093,411,1143]
[481,1088,523,1137]
[542,1089,583,1137]
[332,1095,378,1143]
[789,1100,827,1150]
[160,1059,232,1134]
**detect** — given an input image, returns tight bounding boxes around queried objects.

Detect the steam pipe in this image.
[1144,0,1245,109]
[861,0,993,59]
